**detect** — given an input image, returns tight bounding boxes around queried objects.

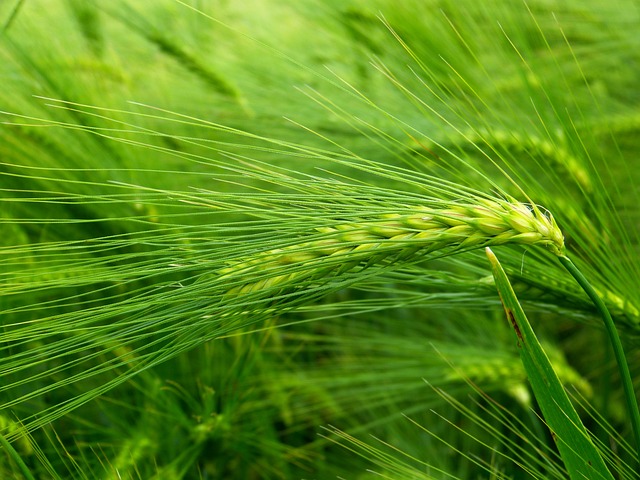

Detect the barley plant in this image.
[1,0,639,478]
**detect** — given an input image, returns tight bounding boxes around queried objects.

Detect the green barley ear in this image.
[411,128,592,193]
[98,4,246,109]
[219,197,564,298]
[445,340,592,407]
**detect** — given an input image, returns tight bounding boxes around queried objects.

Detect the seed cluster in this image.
[219,199,564,296]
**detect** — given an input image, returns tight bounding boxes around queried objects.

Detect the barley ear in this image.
[219,198,565,298]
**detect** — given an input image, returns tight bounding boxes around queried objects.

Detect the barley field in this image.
[1,1,639,479]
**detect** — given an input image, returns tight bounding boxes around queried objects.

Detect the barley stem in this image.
[559,255,640,464]
[0,432,34,480]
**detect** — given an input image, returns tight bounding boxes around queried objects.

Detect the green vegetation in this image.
[1,0,639,478]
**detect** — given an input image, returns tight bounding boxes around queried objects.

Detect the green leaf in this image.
[486,247,614,480]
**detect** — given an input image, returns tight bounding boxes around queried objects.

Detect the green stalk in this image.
[558,255,640,463]
[0,432,35,480]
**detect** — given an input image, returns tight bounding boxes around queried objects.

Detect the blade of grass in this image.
[486,247,614,480]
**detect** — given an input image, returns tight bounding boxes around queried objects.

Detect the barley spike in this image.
[219,198,564,297]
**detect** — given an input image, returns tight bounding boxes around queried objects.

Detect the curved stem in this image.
[0,432,35,480]
[559,255,640,464]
